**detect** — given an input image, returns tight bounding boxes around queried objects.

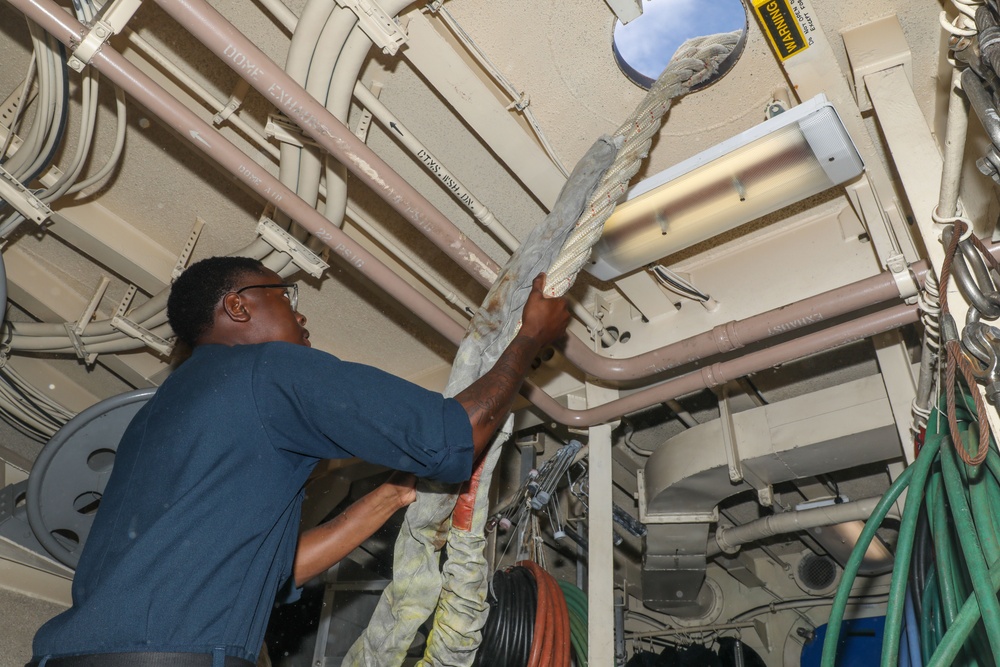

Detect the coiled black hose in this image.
[475,566,537,667]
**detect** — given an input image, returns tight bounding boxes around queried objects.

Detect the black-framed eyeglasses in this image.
[233,283,298,311]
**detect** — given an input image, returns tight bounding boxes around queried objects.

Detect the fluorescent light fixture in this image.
[586,94,864,281]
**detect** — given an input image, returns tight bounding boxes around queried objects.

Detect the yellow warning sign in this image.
[752,0,808,61]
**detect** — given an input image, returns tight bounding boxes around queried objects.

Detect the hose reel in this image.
[25,388,155,568]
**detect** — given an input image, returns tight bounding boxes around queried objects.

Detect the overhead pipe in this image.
[151,0,502,286]
[562,261,931,381]
[352,81,520,251]
[190,0,617,346]
[148,0,939,383]
[7,0,469,346]
[256,0,933,381]
[712,496,884,555]
[521,303,919,427]
[124,28,474,316]
[273,0,338,222]
[286,3,364,232]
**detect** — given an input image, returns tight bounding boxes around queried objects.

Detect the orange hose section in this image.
[452,453,488,531]
[526,563,549,667]
[519,560,570,667]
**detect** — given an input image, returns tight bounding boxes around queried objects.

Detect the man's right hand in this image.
[455,272,571,462]
[518,273,571,350]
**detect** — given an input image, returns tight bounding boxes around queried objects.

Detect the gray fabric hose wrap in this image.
[344,134,620,667]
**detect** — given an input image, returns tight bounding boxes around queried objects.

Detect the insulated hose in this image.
[473,566,587,667]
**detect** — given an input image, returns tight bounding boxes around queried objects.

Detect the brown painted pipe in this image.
[155,0,503,285]
[521,302,920,427]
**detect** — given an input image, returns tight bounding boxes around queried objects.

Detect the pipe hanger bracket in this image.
[886,252,919,303]
[68,0,143,72]
[68,20,114,72]
[111,316,173,357]
[334,0,408,55]
[0,165,52,226]
[258,218,329,279]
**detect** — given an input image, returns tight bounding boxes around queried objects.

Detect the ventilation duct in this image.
[638,375,900,614]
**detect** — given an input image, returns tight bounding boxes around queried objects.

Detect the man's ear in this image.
[221,292,252,323]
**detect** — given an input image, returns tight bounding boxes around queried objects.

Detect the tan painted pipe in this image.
[150,0,501,286]
[7,0,469,349]
[134,0,936,387]
[522,303,919,427]
[561,261,930,380]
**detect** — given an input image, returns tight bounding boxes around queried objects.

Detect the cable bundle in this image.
[0,362,74,440]
[475,566,536,667]
[518,560,570,667]
[475,564,583,667]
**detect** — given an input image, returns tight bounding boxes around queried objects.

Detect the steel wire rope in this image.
[913,273,941,443]
[938,219,994,464]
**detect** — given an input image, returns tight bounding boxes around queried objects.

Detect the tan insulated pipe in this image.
[712,495,884,555]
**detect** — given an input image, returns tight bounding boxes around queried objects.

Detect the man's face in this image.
[231,269,311,347]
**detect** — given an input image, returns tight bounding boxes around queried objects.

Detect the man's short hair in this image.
[167,256,268,348]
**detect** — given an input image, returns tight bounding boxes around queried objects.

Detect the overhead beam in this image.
[401,9,566,210]
[48,201,176,295]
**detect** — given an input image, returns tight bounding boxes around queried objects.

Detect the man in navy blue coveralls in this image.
[30,256,570,667]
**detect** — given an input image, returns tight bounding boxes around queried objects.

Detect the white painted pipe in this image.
[713,496,883,555]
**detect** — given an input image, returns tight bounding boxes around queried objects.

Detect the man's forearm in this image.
[456,333,542,459]
[293,481,410,586]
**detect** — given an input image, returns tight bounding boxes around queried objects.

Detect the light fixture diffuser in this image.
[586,94,864,281]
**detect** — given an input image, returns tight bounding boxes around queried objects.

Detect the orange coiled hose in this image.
[519,560,570,667]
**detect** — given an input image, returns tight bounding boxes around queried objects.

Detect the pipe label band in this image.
[752,0,809,61]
